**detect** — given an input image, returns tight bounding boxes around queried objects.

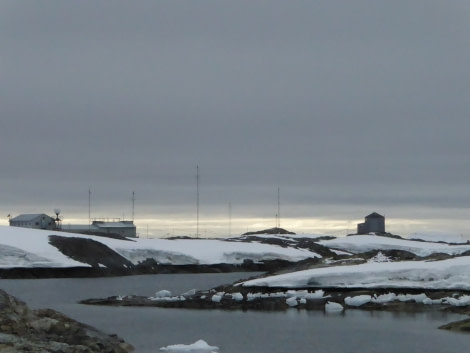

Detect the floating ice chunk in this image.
[286,296,298,307]
[345,295,371,307]
[325,301,344,313]
[422,298,442,305]
[160,339,219,352]
[299,298,307,304]
[155,290,172,298]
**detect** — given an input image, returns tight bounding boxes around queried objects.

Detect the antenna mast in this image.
[88,188,91,230]
[196,165,199,238]
[132,191,135,222]
[229,201,232,237]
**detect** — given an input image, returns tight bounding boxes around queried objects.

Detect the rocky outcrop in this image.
[48,235,135,270]
[0,289,134,353]
[439,317,470,332]
[242,227,296,235]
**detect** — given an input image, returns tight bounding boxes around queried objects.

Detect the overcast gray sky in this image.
[1,1,469,237]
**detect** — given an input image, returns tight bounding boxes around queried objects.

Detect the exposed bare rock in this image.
[242,227,296,235]
[48,235,135,270]
[0,289,134,353]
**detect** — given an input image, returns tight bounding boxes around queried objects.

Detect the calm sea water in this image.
[1,273,468,353]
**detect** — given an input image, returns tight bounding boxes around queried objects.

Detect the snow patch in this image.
[211,293,224,303]
[368,251,391,263]
[155,290,172,298]
[230,292,244,301]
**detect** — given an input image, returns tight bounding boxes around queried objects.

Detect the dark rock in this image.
[439,318,470,332]
[242,227,296,235]
[0,289,134,353]
[48,235,135,270]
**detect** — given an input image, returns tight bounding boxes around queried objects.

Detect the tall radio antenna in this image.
[132,191,135,222]
[88,188,91,230]
[196,165,200,238]
[229,201,232,237]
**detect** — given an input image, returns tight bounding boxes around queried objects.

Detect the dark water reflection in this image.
[1,273,468,353]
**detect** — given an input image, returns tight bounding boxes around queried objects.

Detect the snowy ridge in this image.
[0,227,89,268]
[0,226,320,268]
[317,235,470,257]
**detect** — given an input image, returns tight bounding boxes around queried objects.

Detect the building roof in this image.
[92,221,136,228]
[10,214,52,222]
[365,212,384,219]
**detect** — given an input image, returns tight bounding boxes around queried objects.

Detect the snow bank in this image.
[0,227,89,268]
[408,231,466,244]
[245,289,327,301]
[318,235,470,257]
[241,256,470,290]
[0,225,321,268]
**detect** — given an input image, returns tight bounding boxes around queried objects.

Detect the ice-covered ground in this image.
[317,234,470,257]
[0,226,88,268]
[240,255,470,290]
[0,226,320,268]
[3,226,470,292]
[408,231,466,244]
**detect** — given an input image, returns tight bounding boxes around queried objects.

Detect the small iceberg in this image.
[160,339,219,352]
[345,295,372,307]
[325,301,344,313]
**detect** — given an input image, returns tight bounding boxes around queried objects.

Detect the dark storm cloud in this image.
[1,1,469,233]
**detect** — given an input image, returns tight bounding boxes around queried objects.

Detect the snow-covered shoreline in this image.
[3,225,470,294]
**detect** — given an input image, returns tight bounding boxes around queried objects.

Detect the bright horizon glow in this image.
[2,214,469,240]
